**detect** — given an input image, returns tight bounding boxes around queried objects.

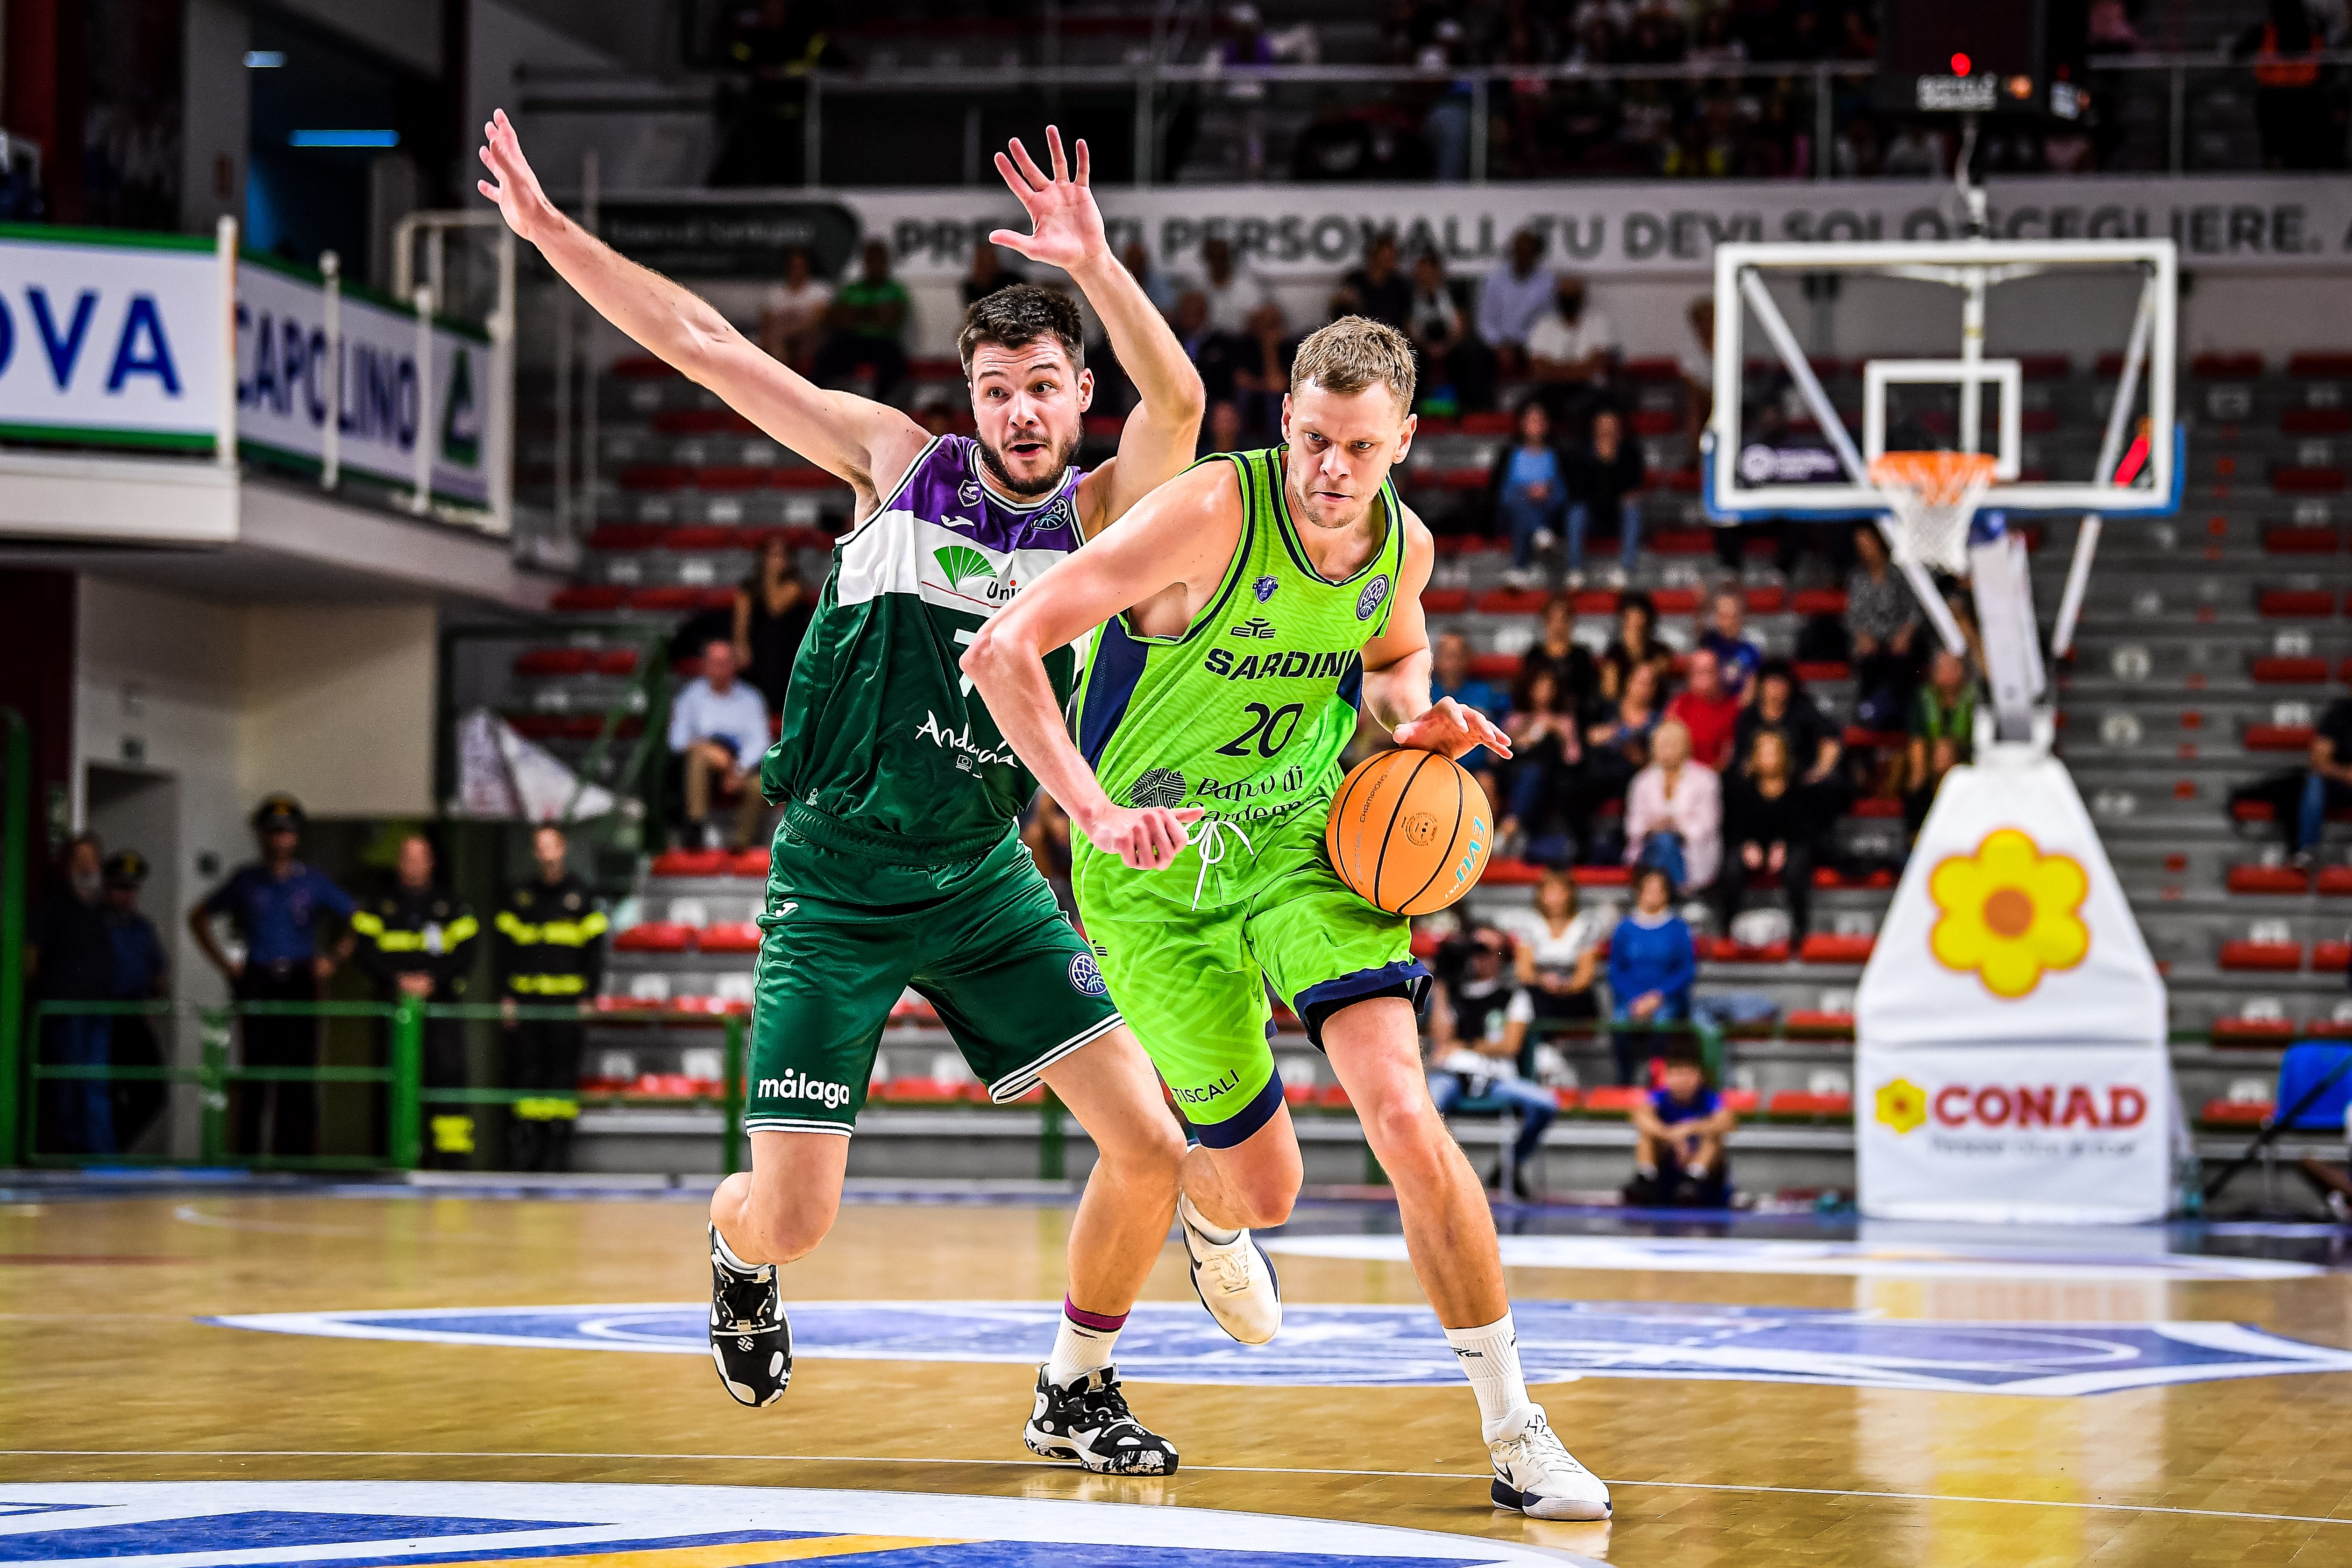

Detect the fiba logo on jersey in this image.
[1066,952,1108,997]
[1356,575,1390,620]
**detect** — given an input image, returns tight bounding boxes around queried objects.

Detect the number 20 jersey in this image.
[1073,446,1404,832]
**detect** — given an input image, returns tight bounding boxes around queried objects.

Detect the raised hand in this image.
[1392,696,1514,762]
[476,108,558,246]
[989,127,1107,274]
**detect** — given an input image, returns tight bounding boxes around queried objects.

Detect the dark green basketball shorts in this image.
[744,803,1123,1136]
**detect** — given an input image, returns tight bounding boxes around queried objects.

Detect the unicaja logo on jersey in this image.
[1356,575,1391,621]
[756,1069,853,1109]
[935,544,1001,597]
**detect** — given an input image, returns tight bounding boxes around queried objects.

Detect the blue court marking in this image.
[0,1511,587,1560]
[0,1484,1590,1568]
[205,1298,2352,1397]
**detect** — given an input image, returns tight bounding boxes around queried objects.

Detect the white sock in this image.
[1178,1189,1241,1246]
[711,1226,764,1276]
[1447,1311,1532,1432]
[1045,1298,1126,1387]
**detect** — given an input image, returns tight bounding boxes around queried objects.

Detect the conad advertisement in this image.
[0,227,223,447]
[0,228,490,509]
[236,257,490,507]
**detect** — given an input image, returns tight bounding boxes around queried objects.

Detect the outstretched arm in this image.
[477,109,925,509]
[986,130,1204,535]
[1357,510,1513,762]
[961,463,1240,868]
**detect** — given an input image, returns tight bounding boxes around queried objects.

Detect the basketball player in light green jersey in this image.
[966,317,1613,1521]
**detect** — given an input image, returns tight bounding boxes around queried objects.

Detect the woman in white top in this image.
[758,248,833,374]
[1504,867,1607,1028]
[1622,717,1721,892]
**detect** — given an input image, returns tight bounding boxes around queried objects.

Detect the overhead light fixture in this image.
[288,129,400,148]
[245,50,286,67]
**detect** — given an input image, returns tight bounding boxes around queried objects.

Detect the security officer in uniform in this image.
[493,823,608,1171]
[190,795,355,1158]
[351,833,480,1166]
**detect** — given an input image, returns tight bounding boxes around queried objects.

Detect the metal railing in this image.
[516,50,2352,186]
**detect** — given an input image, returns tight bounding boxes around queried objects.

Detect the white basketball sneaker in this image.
[1486,1404,1611,1521]
[1177,1200,1281,1345]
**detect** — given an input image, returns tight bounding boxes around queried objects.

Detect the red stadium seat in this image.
[1767,1091,1853,1121]
[2259,589,2337,618]
[1478,858,1544,886]
[551,585,627,613]
[1468,653,1522,681]
[1421,587,1470,614]
[2219,940,2304,971]
[2245,725,2317,751]
[2281,408,2352,435]
[1799,933,1876,965]
[1791,588,1849,616]
[664,526,742,552]
[1570,866,1630,887]
[2227,865,2310,894]
[2288,351,2352,376]
[1783,1010,1856,1035]
[1580,1087,1644,1117]
[2251,656,2332,684]
[1707,937,1790,964]
[1650,587,1700,614]
[614,922,695,953]
[1794,661,1851,683]
[652,407,755,435]
[587,524,666,550]
[2199,1099,2273,1127]
[2318,940,2352,971]
[697,923,762,954]
[514,648,592,677]
[2272,466,2347,493]
[651,849,732,878]
[2263,525,2342,553]
[2319,867,2352,896]
[731,849,771,877]
[771,467,846,490]
[592,648,641,676]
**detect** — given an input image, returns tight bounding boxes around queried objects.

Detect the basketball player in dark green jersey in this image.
[967,318,1612,1520]
[480,114,1242,1472]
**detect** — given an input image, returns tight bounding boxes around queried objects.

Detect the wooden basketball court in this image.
[3,1182,2350,1566]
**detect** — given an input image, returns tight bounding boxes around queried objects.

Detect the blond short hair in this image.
[1289,315,1417,412]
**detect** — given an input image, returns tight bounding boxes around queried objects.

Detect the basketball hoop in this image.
[1870,451,1998,575]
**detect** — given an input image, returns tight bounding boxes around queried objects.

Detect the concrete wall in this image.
[180,0,250,236]
[238,603,439,816]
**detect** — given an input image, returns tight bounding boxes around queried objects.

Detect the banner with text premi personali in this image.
[804,173,2352,280]
[235,257,490,508]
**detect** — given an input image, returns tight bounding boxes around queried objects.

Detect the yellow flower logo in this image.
[1875,1077,1928,1135]
[1928,828,2090,1000]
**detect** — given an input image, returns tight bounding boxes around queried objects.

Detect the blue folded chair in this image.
[2275,1042,2352,1133]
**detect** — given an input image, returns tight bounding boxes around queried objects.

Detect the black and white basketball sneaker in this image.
[707,1223,790,1407]
[1023,1364,1180,1475]
[1487,1404,1611,1520]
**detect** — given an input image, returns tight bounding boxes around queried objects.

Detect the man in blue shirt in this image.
[1625,1050,1737,1208]
[102,851,170,1152]
[669,638,775,849]
[1699,587,1763,700]
[1604,863,1695,1085]
[189,795,355,1158]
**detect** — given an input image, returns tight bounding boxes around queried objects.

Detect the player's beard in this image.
[976,426,1081,497]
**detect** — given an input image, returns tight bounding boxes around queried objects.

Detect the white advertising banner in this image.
[1855,745,2173,1222]
[1857,1043,2175,1224]
[789,172,2352,281]
[0,229,222,447]
[235,257,490,508]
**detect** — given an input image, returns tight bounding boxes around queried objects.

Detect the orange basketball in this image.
[1325,748,1492,916]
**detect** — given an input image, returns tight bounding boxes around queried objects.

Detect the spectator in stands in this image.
[1625,1047,1736,1206]
[1625,717,1721,892]
[814,240,910,404]
[1425,922,1559,1199]
[1499,665,1588,866]
[1564,407,1645,588]
[2238,695,2352,866]
[1407,249,1496,412]
[1606,863,1697,1084]
[670,638,774,849]
[28,833,115,1155]
[1584,657,1662,832]
[1336,231,1415,333]
[1172,290,1250,407]
[1198,397,1245,460]
[1433,631,1507,789]
[1229,301,1295,440]
[1526,274,1618,390]
[962,239,1025,308]
[1699,587,1763,699]
[1599,588,1675,703]
[1847,523,1921,731]
[1520,593,1602,719]
[2234,0,2336,172]
[1906,648,1976,831]
[1477,228,1556,380]
[1491,399,1568,588]
[1195,235,1275,334]
[189,795,354,1160]
[1666,647,1742,772]
[100,850,169,1152]
[1121,239,1179,316]
[1502,867,1607,1031]
[1735,659,1844,803]
[1716,730,1817,943]
[758,247,831,374]
[734,534,813,716]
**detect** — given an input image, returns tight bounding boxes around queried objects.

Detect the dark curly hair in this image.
[957,283,1086,377]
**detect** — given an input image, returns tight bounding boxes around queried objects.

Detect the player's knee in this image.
[1362,1093,1447,1165]
[1228,1171,1297,1228]
[1101,1117,1187,1184]
[737,1198,836,1264]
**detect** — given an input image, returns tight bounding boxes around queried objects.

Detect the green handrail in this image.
[0,706,27,1163]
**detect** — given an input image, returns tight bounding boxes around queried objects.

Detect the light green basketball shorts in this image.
[1071,800,1429,1149]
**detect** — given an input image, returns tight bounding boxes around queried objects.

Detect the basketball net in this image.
[1869,451,1998,575]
